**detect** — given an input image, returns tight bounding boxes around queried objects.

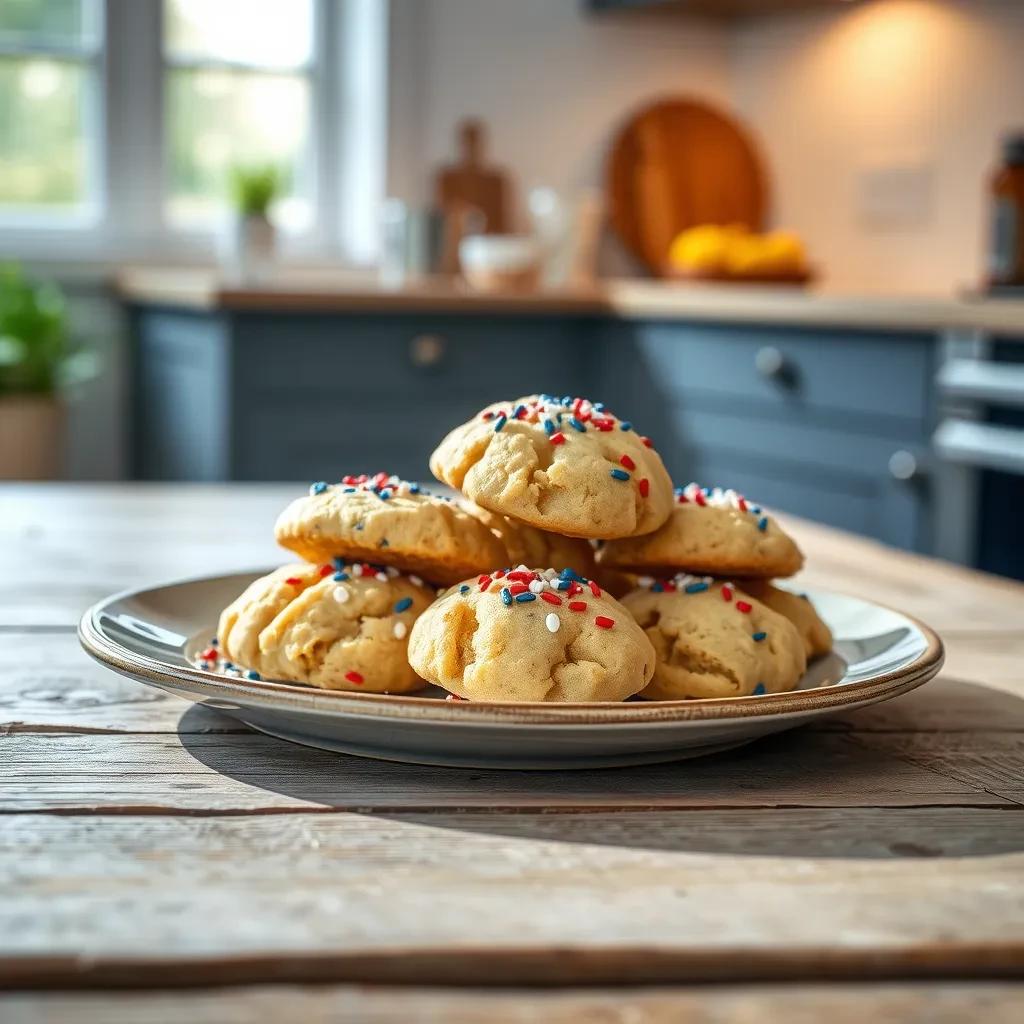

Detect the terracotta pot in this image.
[0,395,64,480]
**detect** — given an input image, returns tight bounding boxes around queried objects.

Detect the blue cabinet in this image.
[130,305,937,554]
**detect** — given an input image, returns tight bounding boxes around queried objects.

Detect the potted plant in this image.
[0,264,94,480]
[223,163,284,282]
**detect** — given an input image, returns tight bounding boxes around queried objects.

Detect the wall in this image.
[732,0,1024,292]
[387,0,732,268]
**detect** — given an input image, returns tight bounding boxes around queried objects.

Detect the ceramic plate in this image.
[79,570,943,769]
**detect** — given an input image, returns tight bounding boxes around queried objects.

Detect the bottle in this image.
[988,134,1024,289]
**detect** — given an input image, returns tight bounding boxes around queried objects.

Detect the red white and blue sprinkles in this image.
[675,482,770,531]
[465,564,616,632]
[307,472,438,502]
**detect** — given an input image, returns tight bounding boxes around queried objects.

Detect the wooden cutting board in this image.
[606,97,768,274]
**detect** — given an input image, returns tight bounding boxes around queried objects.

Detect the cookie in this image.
[429,395,674,539]
[274,473,507,585]
[216,561,435,693]
[458,500,596,579]
[407,566,656,702]
[596,483,804,579]
[620,576,806,700]
[736,580,832,659]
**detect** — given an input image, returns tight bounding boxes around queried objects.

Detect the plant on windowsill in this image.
[223,163,285,283]
[0,264,96,480]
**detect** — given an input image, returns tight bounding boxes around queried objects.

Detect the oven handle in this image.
[933,418,1024,475]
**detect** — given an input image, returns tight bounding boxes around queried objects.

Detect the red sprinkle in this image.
[736,600,752,614]
[694,491,707,507]
[595,615,615,629]
[344,671,364,684]
[493,569,507,578]
[506,570,534,583]
[550,432,566,446]
[677,493,689,503]
[199,647,218,662]
[285,577,302,586]
[540,592,562,605]
[508,582,529,596]
[619,454,636,471]
[738,497,748,512]
[568,601,588,612]
[477,574,491,585]
[568,581,584,596]
[318,564,333,577]
[593,417,615,432]
[588,580,602,598]
[662,580,677,592]
[479,579,492,592]
[638,478,650,498]
[722,584,734,602]
[641,436,653,448]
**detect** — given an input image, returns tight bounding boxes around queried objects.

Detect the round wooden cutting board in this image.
[606,97,769,274]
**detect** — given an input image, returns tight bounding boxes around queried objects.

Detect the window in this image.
[0,0,387,264]
[163,0,316,231]
[0,0,102,221]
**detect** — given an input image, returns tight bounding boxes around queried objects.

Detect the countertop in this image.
[3,483,1024,1019]
[117,267,1024,334]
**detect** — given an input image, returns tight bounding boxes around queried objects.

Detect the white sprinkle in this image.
[393,621,407,639]
[529,579,544,594]
[333,585,350,603]
[541,568,559,581]
[436,586,445,596]
[545,612,560,633]
[516,563,529,573]
[375,571,388,582]
[410,575,423,587]
[352,563,363,577]
[637,575,655,588]
[386,565,400,578]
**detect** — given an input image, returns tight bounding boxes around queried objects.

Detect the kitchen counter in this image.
[117,267,1024,334]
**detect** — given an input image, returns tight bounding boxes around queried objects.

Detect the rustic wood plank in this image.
[4,983,1024,1024]
[0,631,240,735]
[2,729,1017,813]
[1,814,1023,987]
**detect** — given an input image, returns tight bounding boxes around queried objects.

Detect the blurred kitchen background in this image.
[2,0,1023,578]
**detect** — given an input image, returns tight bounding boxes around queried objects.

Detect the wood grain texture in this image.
[4,727,1020,813]
[2,813,1023,987]
[5,984,1024,1024]
[4,485,1024,998]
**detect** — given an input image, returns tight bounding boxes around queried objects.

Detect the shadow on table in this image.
[176,678,1024,861]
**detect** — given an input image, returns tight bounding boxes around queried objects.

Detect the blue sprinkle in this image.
[378,489,391,500]
[210,637,219,646]
[753,683,766,696]
[343,487,356,493]
[355,522,364,531]
[553,579,571,591]
[758,516,768,531]
[702,487,712,496]
[333,572,349,582]
[224,661,234,669]
[751,505,762,514]
[332,557,345,570]
[513,403,527,418]
[556,412,564,423]
[610,468,630,481]
[559,567,586,582]
[593,402,605,412]
[494,415,507,432]
[620,421,632,431]
[394,597,413,613]
[246,670,261,681]
[752,631,767,642]
[515,592,537,603]
[460,585,470,594]
[543,418,555,435]
[652,582,664,593]
[500,587,513,607]
[410,482,421,493]
[310,481,328,495]
[569,416,586,432]
[684,582,709,594]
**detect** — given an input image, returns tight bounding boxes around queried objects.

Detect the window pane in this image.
[0,0,98,49]
[164,0,313,70]
[0,57,89,213]
[165,68,311,229]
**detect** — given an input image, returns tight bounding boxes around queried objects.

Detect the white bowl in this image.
[459,234,540,292]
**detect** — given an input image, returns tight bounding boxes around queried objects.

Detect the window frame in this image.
[0,0,386,267]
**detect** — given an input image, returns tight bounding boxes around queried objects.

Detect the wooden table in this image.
[3,485,1024,1022]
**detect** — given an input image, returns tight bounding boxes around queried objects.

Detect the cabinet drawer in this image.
[234,314,586,401]
[633,323,934,429]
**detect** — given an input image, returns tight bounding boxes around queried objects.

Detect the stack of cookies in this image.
[209,395,831,703]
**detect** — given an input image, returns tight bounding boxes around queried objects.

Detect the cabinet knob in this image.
[888,449,920,481]
[409,334,446,369]
[755,346,790,383]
